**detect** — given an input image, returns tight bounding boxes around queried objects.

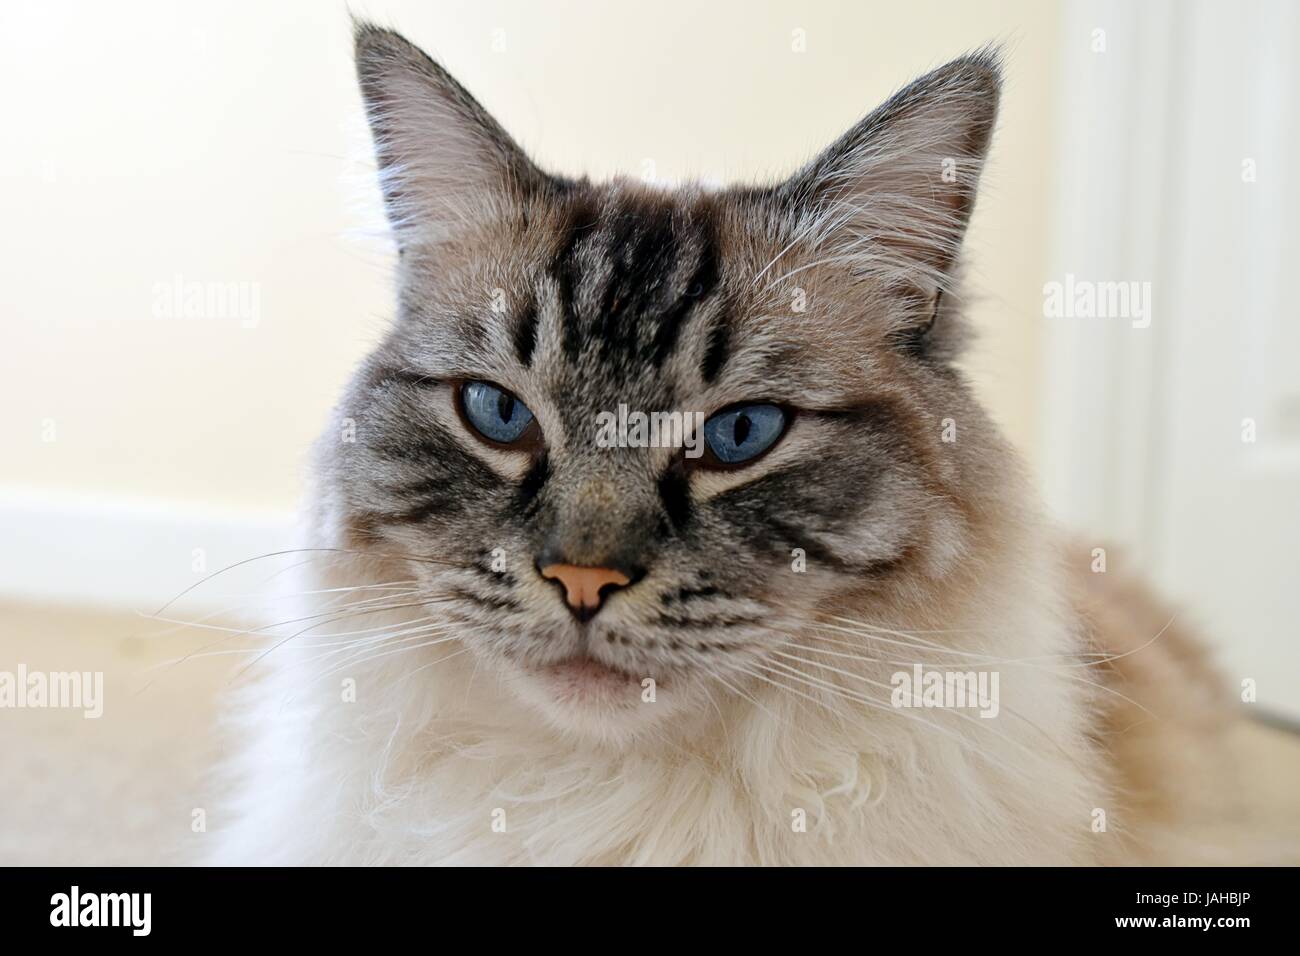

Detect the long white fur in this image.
[211,473,1111,865]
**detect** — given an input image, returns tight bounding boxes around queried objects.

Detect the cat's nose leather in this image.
[539,563,631,620]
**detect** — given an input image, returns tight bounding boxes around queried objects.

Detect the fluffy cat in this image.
[212,22,1237,865]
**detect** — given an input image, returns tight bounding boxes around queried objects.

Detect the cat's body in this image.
[213,24,1236,865]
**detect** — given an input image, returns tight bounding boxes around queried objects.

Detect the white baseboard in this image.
[0,486,298,614]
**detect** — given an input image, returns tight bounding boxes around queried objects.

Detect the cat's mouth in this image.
[528,653,649,704]
[540,654,638,686]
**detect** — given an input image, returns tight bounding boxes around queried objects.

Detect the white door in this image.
[1042,0,1300,720]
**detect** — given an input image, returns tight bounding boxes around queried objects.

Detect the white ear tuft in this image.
[353,22,548,248]
[778,50,1002,295]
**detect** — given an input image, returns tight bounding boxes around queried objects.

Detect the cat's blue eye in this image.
[702,404,787,466]
[459,381,536,446]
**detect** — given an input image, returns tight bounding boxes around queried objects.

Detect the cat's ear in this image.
[775,50,1001,297]
[354,21,548,247]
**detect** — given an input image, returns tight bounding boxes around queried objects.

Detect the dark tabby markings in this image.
[515,453,550,519]
[656,615,757,630]
[593,204,679,362]
[811,398,912,446]
[513,301,539,366]
[701,316,731,382]
[662,585,721,605]
[369,472,463,526]
[473,562,518,587]
[548,191,722,370]
[549,201,598,362]
[365,497,452,528]
[450,587,521,612]
[657,460,692,531]
[647,226,719,366]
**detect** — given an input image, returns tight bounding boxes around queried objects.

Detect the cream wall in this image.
[1,0,1060,513]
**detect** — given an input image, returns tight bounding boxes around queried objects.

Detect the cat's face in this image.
[328,25,1002,742]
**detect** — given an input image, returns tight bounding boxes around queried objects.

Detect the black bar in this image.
[0,866,1284,941]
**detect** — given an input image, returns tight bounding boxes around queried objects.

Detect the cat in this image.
[211,21,1239,865]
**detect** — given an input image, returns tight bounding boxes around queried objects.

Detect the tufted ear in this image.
[775,50,1001,301]
[353,21,551,248]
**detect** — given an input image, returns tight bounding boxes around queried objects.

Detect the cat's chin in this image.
[504,654,686,744]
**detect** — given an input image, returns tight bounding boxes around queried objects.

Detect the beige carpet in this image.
[0,601,240,865]
[3,600,1299,865]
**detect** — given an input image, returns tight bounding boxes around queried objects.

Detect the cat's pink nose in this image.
[540,563,631,620]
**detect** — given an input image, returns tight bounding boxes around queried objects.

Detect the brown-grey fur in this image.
[329,22,1003,698]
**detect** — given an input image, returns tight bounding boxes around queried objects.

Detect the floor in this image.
[3,600,1299,865]
[1,601,236,865]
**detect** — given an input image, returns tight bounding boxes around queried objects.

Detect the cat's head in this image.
[328,23,1004,742]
